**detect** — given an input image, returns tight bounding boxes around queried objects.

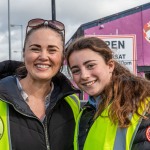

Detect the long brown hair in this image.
[66,36,150,128]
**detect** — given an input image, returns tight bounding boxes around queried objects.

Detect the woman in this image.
[0,18,80,150]
[66,36,150,150]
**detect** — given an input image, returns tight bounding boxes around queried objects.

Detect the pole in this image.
[10,24,23,61]
[52,0,56,20]
[21,25,23,51]
[8,0,11,60]
[20,25,23,61]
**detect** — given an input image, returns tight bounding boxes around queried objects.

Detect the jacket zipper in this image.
[44,117,50,150]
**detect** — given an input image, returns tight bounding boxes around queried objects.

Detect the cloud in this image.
[0,0,149,61]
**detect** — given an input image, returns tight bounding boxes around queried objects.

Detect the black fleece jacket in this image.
[0,73,79,150]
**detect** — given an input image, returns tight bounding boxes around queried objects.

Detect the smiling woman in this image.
[66,36,150,150]
[0,18,80,150]
[23,28,63,82]
[68,48,114,98]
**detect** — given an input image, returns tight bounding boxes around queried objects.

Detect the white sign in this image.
[87,35,137,74]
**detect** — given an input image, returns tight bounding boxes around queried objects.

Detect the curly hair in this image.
[66,36,150,128]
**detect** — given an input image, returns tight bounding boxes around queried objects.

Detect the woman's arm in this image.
[0,60,23,79]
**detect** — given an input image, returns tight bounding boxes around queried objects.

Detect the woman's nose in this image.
[80,69,90,80]
[39,50,49,60]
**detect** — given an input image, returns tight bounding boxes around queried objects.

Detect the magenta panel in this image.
[85,9,150,66]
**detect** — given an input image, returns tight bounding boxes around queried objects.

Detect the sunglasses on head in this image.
[26,18,65,38]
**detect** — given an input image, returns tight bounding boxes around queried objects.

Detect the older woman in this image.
[0,19,80,150]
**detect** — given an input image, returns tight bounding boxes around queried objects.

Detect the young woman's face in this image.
[24,28,63,81]
[69,48,114,98]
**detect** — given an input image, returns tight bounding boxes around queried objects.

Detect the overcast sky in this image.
[0,0,150,61]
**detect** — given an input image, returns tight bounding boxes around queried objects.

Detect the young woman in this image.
[66,36,150,150]
[0,19,80,150]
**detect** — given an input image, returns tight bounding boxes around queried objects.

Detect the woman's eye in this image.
[71,69,80,75]
[48,49,57,54]
[87,64,95,69]
[30,46,40,51]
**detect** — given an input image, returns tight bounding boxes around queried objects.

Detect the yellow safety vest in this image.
[74,98,150,150]
[0,100,11,150]
[0,94,80,150]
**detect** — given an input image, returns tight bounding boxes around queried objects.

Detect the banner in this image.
[86,35,137,74]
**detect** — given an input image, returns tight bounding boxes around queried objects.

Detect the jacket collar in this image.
[0,73,80,116]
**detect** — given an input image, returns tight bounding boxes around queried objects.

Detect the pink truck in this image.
[65,2,150,100]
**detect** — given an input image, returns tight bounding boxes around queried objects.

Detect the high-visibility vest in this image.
[0,100,11,150]
[74,98,150,150]
[0,94,80,150]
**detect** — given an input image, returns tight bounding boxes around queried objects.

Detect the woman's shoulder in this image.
[0,60,23,79]
[0,76,17,90]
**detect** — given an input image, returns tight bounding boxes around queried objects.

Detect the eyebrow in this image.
[70,60,97,70]
[29,44,41,48]
[29,44,59,49]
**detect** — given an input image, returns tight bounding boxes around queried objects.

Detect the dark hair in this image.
[66,36,150,127]
[66,36,112,66]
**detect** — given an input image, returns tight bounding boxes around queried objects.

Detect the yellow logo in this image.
[0,117,4,140]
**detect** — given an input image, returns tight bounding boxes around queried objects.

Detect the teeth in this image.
[84,81,95,86]
[36,65,49,68]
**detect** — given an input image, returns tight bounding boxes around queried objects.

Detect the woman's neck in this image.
[20,77,52,100]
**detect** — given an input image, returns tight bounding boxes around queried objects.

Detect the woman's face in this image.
[24,28,63,81]
[69,48,114,98]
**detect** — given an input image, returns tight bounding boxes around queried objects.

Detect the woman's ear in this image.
[108,59,115,73]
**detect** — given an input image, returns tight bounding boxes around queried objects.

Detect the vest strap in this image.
[65,94,80,122]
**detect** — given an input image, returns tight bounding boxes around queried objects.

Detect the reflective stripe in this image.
[0,100,11,150]
[68,94,80,109]
[65,94,80,122]
[114,128,127,150]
